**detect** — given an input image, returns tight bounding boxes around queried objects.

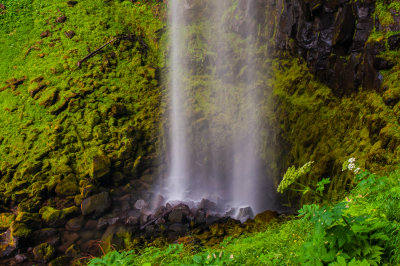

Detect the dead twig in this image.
[77,37,118,67]
[77,34,148,68]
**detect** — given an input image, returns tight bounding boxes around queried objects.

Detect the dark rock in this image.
[40,30,51,38]
[199,198,218,212]
[0,229,18,258]
[33,243,55,263]
[55,15,67,23]
[81,192,112,217]
[134,199,147,210]
[67,1,78,7]
[374,57,395,70]
[194,209,206,224]
[49,256,71,266]
[96,216,119,230]
[124,210,140,225]
[388,33,400,51]
[65,216,85,232]
[83,220,97,230]
[32,228,60,246]
[14,254,28,264]
[168,203,190,223]
[168,223,187,234]
[205,215,220,224]
[64,31,75,39]
[57,231,79,253]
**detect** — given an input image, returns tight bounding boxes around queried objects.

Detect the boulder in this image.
[65,216,85,232]
[33,243,56,263]
[40,206,80,227]
[89,155,111,181]
[81,192,111,217]
[55,174,79,197]
[0,229,18,258]
[32,228,60,246]
[134,199,147,210]
[237,206,254,221]
[168,203,190,223]
[254,210,279,224]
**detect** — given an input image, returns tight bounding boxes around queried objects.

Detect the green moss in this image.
[39,206,79,227]
[0,0,164,207]
[273,55,400,204]
[33,243,56,262]
[0,213,15,230]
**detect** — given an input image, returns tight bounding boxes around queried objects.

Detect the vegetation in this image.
[89,163,400,265]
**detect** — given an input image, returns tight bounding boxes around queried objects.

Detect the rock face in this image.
[271,0,383,95]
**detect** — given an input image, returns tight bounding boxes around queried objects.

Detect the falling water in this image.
[165,0,187,201]
[165,0,276,216]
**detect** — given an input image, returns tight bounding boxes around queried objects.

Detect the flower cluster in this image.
[342,157,361,174]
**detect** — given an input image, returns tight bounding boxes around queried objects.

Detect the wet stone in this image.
[134,199,147,210]
[81,192,112,217]
[14,254,28,264]
[237,206,254,221]
[65,216,85,232]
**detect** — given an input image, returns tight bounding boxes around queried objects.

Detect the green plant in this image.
[88,250,135,266]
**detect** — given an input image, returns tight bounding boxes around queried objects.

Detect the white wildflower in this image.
[354,167,361,174]
[348,157,356,163]
[229,254,234,259]
[348,163,355,171]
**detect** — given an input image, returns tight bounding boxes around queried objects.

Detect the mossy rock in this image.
[33,243,56,263]
[11,222,32,238]
[89,154,111,181]
[81,191,111,217]
[40,206,80,227]
[0,213,15,230]
[15,212,42,229]
[55,174,79,197]
[48,256,71,266]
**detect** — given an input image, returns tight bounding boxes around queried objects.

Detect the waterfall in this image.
[165,0,275,215]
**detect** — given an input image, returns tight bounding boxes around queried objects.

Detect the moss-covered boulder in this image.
[33,243,55,262]
[40,206,80,227]
[81,191,111,217]
[89,154,111,181]
[55,174,79,197]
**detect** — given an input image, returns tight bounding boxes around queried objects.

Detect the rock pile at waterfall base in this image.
[0,192,279,265]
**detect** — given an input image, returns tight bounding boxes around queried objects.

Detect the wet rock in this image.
[194,209,206,224]
[55,15,67,23]
[32,228,60,246]
[33,243,55,263]
[65,216,85,232]
[205,215,220,224]
[14,254,28,264]
[124,210,140,225]
[67,1,78,7]
[58,232,79,253]
[134,199,147,210]
[168,223,187,234]
[97,216,119,230]
[374,57,395,70]
[101,225,132,249]
[237,206,254,221]
[49,256,71,266]
[388,33,400,51]
[40,206,80,227]
[199,199,218,212]
[0,229,18,258]
[64,30,75,39]
[168,203,190,223]
[81,192,111,217]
